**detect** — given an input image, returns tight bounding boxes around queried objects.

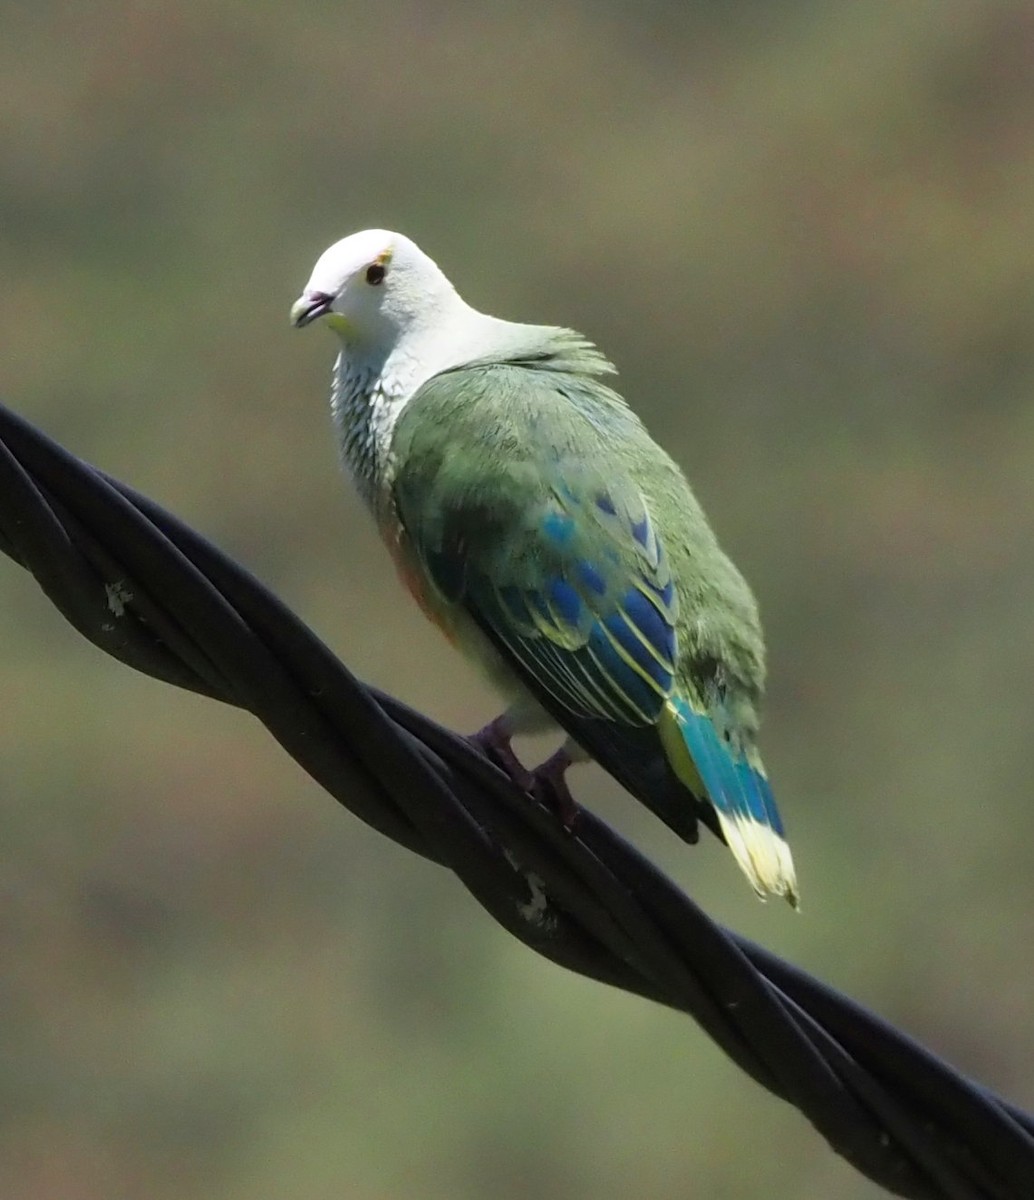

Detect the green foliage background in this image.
[2,3,1034,1197]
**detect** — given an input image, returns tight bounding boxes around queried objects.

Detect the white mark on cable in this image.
[504,850,555,929]
[104,580,133,617]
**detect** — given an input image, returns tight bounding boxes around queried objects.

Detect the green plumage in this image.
[390,340,774,857]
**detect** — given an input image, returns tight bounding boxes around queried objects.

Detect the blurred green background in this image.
[2,2,1033,1197]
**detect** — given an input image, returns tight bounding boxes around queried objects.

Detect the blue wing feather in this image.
[464,481,678,726]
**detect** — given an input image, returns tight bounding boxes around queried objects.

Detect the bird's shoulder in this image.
[394,354,638,457]
[390,351,655,535]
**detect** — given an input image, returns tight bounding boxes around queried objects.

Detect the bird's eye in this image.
[365,262,386,286]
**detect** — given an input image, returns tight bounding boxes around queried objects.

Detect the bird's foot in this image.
[530,747,580,833]
[470,719,580,832]
[469,715,534,792]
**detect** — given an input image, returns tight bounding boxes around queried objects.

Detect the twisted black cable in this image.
[1,398,1032,1200]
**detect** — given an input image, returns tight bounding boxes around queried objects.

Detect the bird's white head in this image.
[290,229,459,346]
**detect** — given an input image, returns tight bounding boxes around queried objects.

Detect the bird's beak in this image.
[290,290,334,328]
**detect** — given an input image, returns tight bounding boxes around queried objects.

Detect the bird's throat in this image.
[331,354,410,513]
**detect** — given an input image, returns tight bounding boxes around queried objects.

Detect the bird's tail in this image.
[660,699,799,907]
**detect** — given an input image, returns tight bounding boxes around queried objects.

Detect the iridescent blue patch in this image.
[576,561,607,596]
[542,510,575,545]
[547,578,582,626]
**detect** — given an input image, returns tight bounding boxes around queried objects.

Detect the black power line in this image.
[0,399,1031,1199]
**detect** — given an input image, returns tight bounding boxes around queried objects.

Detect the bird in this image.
[290,229,798,906]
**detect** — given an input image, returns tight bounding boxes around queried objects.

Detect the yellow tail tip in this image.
[716,811,799,909]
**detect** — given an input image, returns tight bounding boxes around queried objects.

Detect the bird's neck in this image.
[330,300,463,509]
[330,301,541,509]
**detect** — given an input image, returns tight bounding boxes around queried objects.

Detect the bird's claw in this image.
[469,718,534,792]
[530,748,580,833]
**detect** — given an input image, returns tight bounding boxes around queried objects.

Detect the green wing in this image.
[391,360,679,728]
